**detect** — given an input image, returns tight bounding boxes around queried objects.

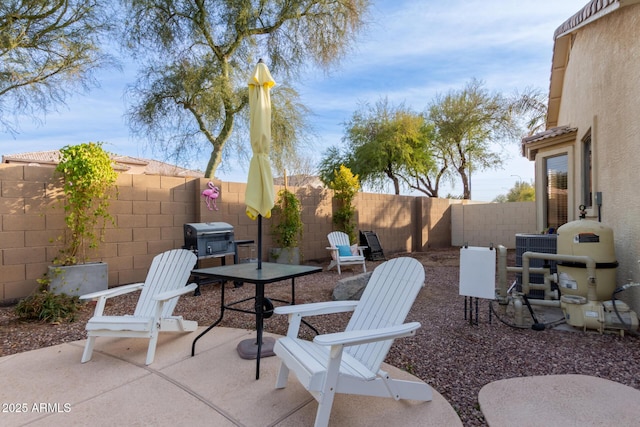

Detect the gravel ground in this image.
[2,247,639,426]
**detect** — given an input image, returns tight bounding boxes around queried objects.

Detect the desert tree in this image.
[0,0,116,133]
[493,180,535,203]
[320,98,434,195]
[426,79,521,199]
[120,0,370,177]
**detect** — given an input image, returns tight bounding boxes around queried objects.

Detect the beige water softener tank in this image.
[556,220,618,301]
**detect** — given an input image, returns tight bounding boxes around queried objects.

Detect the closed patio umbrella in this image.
[245,59,276,269]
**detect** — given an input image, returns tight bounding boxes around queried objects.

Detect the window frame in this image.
[582,133,592,208]
[536,145,574,230]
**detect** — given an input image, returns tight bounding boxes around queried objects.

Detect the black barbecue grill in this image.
[183,222,235,258]
[183,222,255,295]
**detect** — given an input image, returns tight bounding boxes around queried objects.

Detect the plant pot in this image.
[268,248,301,265]
[48,262,108,297]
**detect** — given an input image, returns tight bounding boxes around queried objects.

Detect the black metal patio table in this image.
[190,262,322,379]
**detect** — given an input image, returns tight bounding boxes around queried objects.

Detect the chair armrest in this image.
[274,300,358,317]
[314,322,421,347]
[326,247,338,251]
[276,300,359,339]
[81,283,145,318]
[153,283,198,302]
[80,283,144,301]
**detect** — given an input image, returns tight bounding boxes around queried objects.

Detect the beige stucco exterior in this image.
[523,1,640,311]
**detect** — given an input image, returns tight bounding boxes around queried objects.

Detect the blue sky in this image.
[2,0,588,201]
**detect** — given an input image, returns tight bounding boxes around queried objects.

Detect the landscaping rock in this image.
[332,272,373,300]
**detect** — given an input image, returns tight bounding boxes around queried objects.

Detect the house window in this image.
[545,154,568,230]
[582,135,592,208]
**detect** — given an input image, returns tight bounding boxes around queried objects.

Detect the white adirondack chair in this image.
[80,249,198,365]
[273,257,432,427]
[326,231,366,275]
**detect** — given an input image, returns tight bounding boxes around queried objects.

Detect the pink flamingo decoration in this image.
[201,182,220,211]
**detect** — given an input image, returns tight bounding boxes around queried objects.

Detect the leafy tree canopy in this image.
[493,180,535,203]
[0,0,116,134]
[319,98,433,195]
[426,78,522,199]
[120,0,371,178]
[321,80,539,199]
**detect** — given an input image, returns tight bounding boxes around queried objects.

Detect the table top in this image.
[192,262,322,284]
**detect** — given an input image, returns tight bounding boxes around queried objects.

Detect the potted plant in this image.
[48,142,118,296]
[269,187,303,264]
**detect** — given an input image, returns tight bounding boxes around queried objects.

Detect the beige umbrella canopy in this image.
[245,60,276,269]
[245,59,276,221]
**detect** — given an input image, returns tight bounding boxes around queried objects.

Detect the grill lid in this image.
[184,222,234,237]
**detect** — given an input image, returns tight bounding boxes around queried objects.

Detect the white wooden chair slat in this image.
[273,257,431,427]
[135,249,192,318]
[326,231,367,275]
[85,316,153,332]
[80,249,198,365]
[345,258,424,370]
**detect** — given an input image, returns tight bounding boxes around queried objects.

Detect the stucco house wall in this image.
[524,1,640,311]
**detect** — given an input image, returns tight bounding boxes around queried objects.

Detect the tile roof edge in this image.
[522,126,578,144]
[552,0,640,39]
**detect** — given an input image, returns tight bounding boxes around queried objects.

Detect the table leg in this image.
[193,257,201,296]
[191,279,226,356]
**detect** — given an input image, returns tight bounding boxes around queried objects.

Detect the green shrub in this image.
[329,165,360,242]
[15,290,81,323]
[271,188,303,249]
[54,142,117,266]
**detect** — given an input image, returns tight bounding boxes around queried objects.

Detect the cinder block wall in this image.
[418,197,455,250]
[0,166,204,301]
[1,165,537,303]
[1,165,58,302]
[357,192,416,254]
[103,174,200,286]
[451,201,538,248]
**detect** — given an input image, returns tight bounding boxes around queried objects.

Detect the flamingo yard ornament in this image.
[201,182,220,210]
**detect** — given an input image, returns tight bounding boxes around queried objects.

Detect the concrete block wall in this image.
[356,192,416,255]
[418,197,455,250]
[0,165,59,301]
[0,165,203,301]
[451,201,537,248]
[102,174,200,286]
[192,182,335,263]
[1,165,536,303]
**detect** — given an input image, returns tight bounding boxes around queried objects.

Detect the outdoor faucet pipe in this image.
[496,245,547,298]
[506,266,549,274]
[544,273,559,300]
[522,252,598,302]
[511,294,562,327]
[513,296,523,326]
[526,298,562,307]
[506,266,552,294]
[497,246,508,301]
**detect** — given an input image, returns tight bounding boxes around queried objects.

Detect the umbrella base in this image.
[236,337,276,359]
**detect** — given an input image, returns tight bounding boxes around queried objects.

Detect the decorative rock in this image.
[332,272,373,300]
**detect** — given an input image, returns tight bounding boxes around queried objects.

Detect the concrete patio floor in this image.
[0,327,462,426]
[5,325,640,426]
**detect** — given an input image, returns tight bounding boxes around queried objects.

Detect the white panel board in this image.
[459,246,496,299]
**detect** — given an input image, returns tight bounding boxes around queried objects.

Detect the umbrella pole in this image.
[257,214,263,270]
